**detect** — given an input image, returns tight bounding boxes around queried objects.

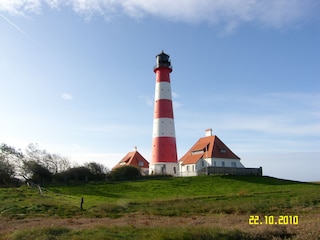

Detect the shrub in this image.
[53,167,94,183]
[109,166,141,181]
[23,161,53,183]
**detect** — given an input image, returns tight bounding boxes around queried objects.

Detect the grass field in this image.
[0,175,319,239]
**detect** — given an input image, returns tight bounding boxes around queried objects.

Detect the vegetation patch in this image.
[10,227,70,240]
[4,225,297,240]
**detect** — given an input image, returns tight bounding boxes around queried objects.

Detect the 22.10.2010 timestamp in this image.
[249,215,299,225]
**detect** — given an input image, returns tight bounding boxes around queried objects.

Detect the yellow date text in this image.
[248,215,299,225]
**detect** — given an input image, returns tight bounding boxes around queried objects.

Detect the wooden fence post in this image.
[38,185,43,196]
[80,197,84,210]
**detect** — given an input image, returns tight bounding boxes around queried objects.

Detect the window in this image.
[231,162,236,167]
[214,161,216,167]
[220,149,226,153]
[222,161,225,167]
[139,161,144,167]
[186,166,189,172]
[201,160,204,167]
[192,150,204,155]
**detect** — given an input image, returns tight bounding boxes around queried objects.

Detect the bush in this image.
[109,166,141,181]
[23,161,53,183]
[0,158,16,184]
[84,162,108,181]
[54,167,94,183]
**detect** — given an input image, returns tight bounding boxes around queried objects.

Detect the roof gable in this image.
[179,135,240,165]
[112,151,149,170]
[211,136,240,159]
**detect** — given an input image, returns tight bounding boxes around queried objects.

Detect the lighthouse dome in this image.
[154,51,172,69]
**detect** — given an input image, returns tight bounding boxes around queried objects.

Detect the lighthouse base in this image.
[149,162,179,177]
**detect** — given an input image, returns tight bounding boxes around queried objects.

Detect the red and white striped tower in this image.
[150,51,179,176]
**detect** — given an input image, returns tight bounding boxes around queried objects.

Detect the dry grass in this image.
[1,211,319,239]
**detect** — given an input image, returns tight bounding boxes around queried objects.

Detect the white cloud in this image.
[62,93,73,100]
[0,0,42,15]
[173,101,182,109]
[172,91,178,98]
[0,0,318,31]
[172,91,182,109]
[139,95,153,106]
[219,113,320,136]
[176,92,320,152]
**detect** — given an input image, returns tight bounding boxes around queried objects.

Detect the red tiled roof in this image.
[179,135,240,165]
[192,141,209,151]
[112,151,149,170]
[180,153,204,165]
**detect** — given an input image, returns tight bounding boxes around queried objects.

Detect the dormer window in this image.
[192,150,204,155]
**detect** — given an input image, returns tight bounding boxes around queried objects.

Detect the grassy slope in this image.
[51,175,320,216]
[1,175,319,217]
[1,176,320,239]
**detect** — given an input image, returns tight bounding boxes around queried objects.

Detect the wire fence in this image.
[40,186,81,207]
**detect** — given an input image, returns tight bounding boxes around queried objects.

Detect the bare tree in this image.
[24,143,70,174]
[51,153,70,173]
[0,143,23,182]
[84,162,109,175]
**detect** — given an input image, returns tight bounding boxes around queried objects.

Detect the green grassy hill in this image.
[1,175,319,239]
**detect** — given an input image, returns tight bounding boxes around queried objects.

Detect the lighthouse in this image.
[149,51,179,176]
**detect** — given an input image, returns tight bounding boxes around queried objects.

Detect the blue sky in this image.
[0,0,319,182]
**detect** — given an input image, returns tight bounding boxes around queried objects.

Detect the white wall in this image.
[204,158,245,168]
[179,163,197,176]
[180,157,245,176]
[140,167,149,176]
[149,162,179,176]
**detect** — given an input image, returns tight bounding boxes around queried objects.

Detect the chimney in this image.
[134,146,137,151]
[205,128,212,137]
